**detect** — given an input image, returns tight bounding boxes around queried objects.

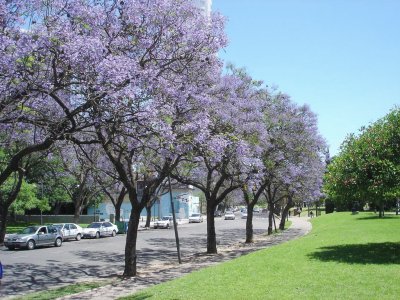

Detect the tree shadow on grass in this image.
[356,215,400,220]
[308,242,400,264]
[119,292,153,300]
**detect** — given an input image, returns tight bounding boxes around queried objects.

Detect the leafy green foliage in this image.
[324,108,400,211]
[9,180,50,214]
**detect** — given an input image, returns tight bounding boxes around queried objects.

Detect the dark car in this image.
[4,225,63,250]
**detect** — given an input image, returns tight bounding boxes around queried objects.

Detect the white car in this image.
[241,210,248,219]
[53,223,83,241]
[154,216,174,229]
[82,221,118,239]
[224,211,235,220]
[189,213,204,223]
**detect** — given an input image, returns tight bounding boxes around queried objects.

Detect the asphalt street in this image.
[0,213,268,298]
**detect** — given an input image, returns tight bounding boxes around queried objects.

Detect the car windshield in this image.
[225,211,233,214]
[53,224,63,229]
[88,223,102,228]
[162,216,171,220]
[191,214,200,217]
[19,226,39,234]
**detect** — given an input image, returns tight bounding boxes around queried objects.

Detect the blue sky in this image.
[212,0,400,156]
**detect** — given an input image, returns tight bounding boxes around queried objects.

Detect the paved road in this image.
[0,213,269,298]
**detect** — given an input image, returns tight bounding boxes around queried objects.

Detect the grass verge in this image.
[13,280,112,300]
[120,212,400,300]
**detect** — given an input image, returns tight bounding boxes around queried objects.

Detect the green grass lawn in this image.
[120,212,400,300]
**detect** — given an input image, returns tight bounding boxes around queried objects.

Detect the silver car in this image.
[154,216,174,229]
[224,211,235,220]
[82,221,118,239]
[189,213,204,223]
[4,225,63,250]
[53,223,83,241]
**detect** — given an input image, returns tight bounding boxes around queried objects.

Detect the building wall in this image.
[87,187,200,221]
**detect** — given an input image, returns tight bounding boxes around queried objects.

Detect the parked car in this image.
[154,216,174,229]
[82,221,118,239]
[241,210,248,219]
[253,207,260,213]
[224,211,235,220]
[189,213,204,223]
[53,223,83,241]
[4,225,63,250]
[214,210,222,217]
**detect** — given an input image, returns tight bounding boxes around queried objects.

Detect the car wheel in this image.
[112,230,116,237]
[166,224,169,229]
[76,233,81,241]
[55,237,62,247]
[154,226,157,229]
[27,239,36,250]
[95,232,100,239]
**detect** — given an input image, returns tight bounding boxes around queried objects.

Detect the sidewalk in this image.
[57,217,311,300]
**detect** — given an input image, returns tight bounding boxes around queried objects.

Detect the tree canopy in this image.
[324,108,400,215]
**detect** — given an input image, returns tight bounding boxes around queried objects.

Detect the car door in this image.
[37,226,51,245]
[69,224,78,238]
[62,224,71,239]
[48,226,59,242]
[99,223,107,236]
[104,222,112,236]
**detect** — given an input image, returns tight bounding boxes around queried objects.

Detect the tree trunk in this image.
[145,205,151,228]
[52,201,62,215]
[0,170,24,243]
[115,200,122,222]
[272,213,277,232]
[124,208,141,276]
[0,204,9,243]
[245,203,255,243]
[279,199,294,230]
[115,187,126,222]
[268,204,274,235]
[206,203,217,254]
[267,200,275,235]
[73,202,83,224]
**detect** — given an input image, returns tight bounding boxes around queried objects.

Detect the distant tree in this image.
[9,180,50,218]
[56,144,104,223]
[324,108,400,217]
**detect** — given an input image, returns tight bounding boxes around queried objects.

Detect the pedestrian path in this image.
[57,217,312,300]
